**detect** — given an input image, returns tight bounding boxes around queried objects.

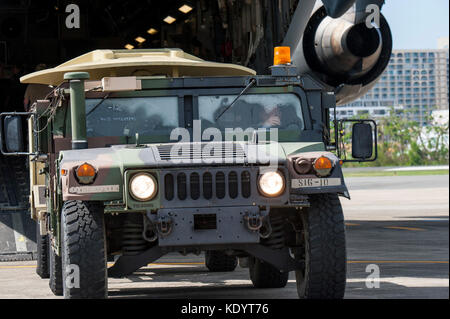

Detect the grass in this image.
[343,169,449,178]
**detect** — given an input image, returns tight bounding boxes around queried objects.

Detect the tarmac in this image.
[0,174,448,299]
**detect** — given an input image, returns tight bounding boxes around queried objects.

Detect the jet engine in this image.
[286,1,393,105]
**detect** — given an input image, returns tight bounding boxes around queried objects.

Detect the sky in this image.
[382,0,449,49]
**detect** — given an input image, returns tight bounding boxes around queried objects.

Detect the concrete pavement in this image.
[0,174,448,299]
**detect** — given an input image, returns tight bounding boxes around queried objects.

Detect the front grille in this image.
[163,170,252,201]
[177,173,187,200]
[156,143,246,161]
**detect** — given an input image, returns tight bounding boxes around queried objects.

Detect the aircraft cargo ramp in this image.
[0,156,37,261]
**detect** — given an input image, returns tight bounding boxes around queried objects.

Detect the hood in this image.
[59,141,325,172]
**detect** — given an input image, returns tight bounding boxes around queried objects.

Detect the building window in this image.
[374,109,386,115]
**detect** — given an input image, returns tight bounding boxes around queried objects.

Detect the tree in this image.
[337,106,449,167]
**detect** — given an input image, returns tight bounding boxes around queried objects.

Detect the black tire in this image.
[295,193,347,299]
[249,257,289,288]
[61,201,107,299]
[48,240,63,296]
[36,220,49,279]
[205,250,238,272]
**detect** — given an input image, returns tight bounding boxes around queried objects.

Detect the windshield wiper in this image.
[215,78,257,121]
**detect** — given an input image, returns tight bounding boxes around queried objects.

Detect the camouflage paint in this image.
[21,72,350,245]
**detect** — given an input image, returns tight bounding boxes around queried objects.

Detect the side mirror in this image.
[0,112,31,155]
[5,116,24,152]
[337,119,377,163]
[352,123,373,160]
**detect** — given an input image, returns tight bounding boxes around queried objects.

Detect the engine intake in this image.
[295,5,392,105]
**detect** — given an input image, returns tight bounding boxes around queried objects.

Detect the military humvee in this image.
[0,48,376,299]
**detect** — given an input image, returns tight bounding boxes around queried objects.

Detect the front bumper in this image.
[147,206,268,247]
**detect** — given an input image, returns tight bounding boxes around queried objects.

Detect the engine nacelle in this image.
[292,5,392,105]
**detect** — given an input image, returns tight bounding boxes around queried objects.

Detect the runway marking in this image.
[0,265,37,269]
[348,260,449,264]
[105,262,205,268]
[346,277,449,288]
[11,213,28,252]
[384,226,426,231]
[149,262,205,265]
[1,261,448,270]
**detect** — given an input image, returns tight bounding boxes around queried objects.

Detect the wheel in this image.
[48,239,63,296]
[294,193,347,299]
[205,250,238,272]
[36,220,49,279]
[61,201,107,299]
[249,257,289,288]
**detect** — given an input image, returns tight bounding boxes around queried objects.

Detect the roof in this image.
[20,49,256,85]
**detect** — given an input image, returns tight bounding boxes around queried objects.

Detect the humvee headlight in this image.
[294,158,313,175]
[258,171,285,197]
[129,173,157,201]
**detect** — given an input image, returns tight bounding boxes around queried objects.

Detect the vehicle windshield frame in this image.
[79,83,313,144]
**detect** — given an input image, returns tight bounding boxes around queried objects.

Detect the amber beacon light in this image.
[274,46,291,65]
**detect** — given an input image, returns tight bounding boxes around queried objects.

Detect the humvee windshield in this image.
[86,96,179,139]
[84,93,304,142]
[199,93,304,142]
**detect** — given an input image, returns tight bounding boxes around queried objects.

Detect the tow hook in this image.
[259,216,273,239]
[244,211,263,232]
[142,216,158,242]
[156,215,173,236]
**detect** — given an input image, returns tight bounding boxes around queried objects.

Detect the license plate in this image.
[291,178,341,189]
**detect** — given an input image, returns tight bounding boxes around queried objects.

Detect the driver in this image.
[255,104,302,129]
[260,106,281,127]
